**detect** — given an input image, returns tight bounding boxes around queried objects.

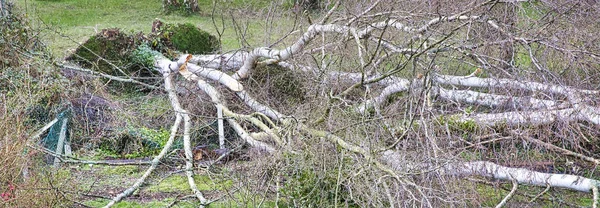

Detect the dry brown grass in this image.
[0,67,73,207]
[0,3,75,206]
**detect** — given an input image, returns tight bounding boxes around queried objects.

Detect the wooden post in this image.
[217,105,225,149]
[53,118,68,168]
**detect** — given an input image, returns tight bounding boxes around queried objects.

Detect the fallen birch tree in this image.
[67,0,600,207]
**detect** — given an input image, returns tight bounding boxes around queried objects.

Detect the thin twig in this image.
[594,186,599,208]
[518,132,600,165]
[495,179,518,208]
[529,184,550,203]
[103,74,182,208]
[55,62,162,91]
[27,144,152,166]
[165,194,196,208]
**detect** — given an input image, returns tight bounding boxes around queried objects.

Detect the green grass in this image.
[15,0,291,59]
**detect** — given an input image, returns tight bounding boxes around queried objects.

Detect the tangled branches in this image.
[96,0,600,207]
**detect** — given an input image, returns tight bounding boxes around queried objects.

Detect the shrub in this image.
[67,29,135,74]
[168,23,220,54]
[162,0,199,15]
[67,29,159,92]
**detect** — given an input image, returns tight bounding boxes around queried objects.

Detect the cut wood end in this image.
[466,68,482,77]
[178,54,193,72]
[229,84,244,92]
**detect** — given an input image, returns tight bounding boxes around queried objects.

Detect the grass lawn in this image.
[15,0,295,59]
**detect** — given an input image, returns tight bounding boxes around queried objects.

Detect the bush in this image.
[67,23,220,78]
[66,29,159,92]
[162,23,220,55]
[297,0,322,11]
[67,29,135,74]
[162,0,199,15]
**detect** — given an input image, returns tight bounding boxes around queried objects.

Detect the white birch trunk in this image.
[382,151,600,193]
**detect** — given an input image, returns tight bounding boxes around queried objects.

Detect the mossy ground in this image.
[61,162,287,207]
[145,174,232,193]
[84,199,177,208]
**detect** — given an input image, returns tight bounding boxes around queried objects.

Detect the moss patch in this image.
[208,199,281,208]
[145,174,232,193]
[171,23,219,54]
[98,165,143,176]
[84,198,176,208]
[436,115,481,143]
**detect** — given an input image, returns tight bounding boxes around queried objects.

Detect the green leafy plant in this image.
[130,44,162,68]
